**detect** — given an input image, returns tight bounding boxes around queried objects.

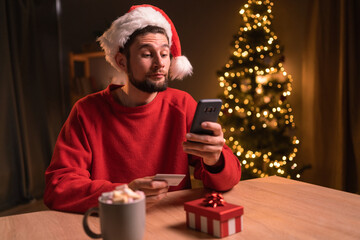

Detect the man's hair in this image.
[119,25,169,60]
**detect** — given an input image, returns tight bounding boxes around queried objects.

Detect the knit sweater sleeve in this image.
[43,104,119,213]
[190,145,242,191]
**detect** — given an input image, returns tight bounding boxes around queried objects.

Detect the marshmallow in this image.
[101,184,144,204]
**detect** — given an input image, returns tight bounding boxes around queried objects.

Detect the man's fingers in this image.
[201,122,223,136]
[129,178,168,192]
[183,148,220,160]
[183,141,222,152]
[146,192,167,203]
[144,187,168,197]
[128,177,169,207]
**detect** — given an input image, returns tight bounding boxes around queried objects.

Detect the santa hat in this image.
[97,4,193,80]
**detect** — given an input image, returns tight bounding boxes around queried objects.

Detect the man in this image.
[44,4,241,213]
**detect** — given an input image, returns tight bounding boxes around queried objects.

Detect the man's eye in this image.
[142,53,151,57]
[161,53,169,57]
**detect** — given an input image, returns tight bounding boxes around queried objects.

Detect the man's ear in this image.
[115,52,127,72]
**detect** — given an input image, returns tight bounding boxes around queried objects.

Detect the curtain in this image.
[301,0,360,193]
[343,0,360,193]
[0,0,65,211]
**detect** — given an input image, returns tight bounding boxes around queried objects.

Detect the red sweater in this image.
[44,85,241,213]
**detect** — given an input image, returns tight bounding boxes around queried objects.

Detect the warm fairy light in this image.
[219,0,301,180]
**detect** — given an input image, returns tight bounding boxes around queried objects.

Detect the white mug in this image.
[83,195,146,240]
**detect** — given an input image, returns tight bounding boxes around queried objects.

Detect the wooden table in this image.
[1,176,359,239]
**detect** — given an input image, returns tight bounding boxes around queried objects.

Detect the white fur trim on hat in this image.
[170,56,193,80]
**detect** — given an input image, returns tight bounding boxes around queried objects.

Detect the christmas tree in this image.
[218,0,306,179]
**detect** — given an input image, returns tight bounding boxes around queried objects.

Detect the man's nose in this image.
[153,54,165,68]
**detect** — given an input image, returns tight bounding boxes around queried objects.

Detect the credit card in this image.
[152,174,186,186]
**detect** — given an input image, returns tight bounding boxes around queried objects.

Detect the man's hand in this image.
[128,177,169,206]
[182,121,225,166]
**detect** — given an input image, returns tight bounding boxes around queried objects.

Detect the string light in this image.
[218,0,301,179]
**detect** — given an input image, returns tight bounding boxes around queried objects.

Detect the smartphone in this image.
[190,99,222,135]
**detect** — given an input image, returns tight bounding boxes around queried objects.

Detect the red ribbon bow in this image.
[203,193,225,208]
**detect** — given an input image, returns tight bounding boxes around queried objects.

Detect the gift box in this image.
[184,194,244,238]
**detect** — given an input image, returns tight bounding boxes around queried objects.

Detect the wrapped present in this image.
[184,193,244,238]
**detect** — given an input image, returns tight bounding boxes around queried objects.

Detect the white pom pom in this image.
[169,56,193,80]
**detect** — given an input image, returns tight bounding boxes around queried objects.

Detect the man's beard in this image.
[128,70,169,93]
